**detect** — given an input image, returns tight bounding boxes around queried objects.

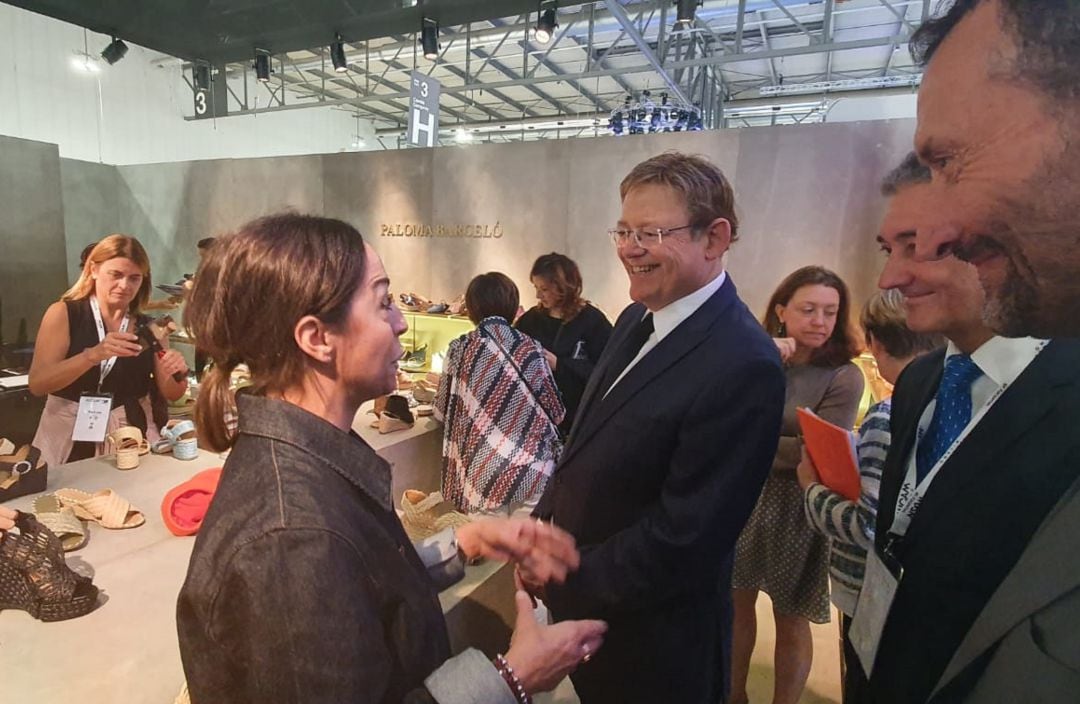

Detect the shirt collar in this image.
[236,393,392,508]
[945,336,1049,388]
[650,270,727,342]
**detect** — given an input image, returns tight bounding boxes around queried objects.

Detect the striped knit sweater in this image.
[803,398,891,616]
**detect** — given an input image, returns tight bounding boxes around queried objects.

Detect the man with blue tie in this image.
[866,1,1080,701]
[523,152,786,703]
[858,150,1080,704]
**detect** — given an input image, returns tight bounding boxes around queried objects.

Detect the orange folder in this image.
[796,407,861,502]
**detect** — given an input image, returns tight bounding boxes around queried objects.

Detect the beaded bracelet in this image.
[494,653,532,704]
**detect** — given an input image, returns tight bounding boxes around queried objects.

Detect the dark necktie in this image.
[598,313,654,395]
[915,354,984,481]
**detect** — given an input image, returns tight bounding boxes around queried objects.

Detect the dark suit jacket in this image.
[534,277,785,704]
[866,339,1080,704]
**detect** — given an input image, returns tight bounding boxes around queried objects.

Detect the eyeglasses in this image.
[608,224,693,248]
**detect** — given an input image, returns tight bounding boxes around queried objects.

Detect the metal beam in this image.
[769,0,815,43]
[603,0,691,105]
[188,35,909,119]
[877,0,917,34]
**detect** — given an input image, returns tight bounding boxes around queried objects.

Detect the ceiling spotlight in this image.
[254,50,272,82]
[421,18,439,61]
[331,35,348,72]
[100,37,128,65]
[193,62,211,91]
[533,6,558,44]
[674,0,700,29]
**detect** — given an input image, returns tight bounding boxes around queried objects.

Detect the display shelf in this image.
[399,312,474,373]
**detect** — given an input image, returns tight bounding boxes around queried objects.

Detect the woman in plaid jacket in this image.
[434,272,565,514]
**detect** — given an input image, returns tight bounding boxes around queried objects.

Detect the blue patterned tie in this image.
[916,354,984,481]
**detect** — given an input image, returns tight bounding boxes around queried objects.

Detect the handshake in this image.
[455,517,606,695]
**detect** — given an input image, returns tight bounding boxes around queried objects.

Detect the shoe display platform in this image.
[1,413,515,703]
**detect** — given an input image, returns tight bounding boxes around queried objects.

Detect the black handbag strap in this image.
[479,321,565,442]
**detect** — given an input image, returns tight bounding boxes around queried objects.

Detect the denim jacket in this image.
[176,394,516,704]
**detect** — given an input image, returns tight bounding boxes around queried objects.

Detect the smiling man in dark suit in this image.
[849,2,1080,702]
[857,146,1080,703]
[523,152,786,704]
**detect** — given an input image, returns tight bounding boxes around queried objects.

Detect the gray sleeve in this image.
[413,527,466,591]
[424,648,519,704]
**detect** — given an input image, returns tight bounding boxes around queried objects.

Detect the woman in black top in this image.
[28,235,189,467]
[515,253,612,435]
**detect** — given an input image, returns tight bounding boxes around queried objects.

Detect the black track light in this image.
[533,6,558,44]
[421,18,439,61]
[331,35,348,73]
[674,0,699,28]
[101,37,128,65]
[254,50,272,82]
[193,62,211,91]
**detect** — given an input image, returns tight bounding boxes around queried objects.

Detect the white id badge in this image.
[850,546,902,678]
[72,393,112,443]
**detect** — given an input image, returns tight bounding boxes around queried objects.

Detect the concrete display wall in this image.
[1,119,917,347]
[105,119,915,323]
[0,135,69,345]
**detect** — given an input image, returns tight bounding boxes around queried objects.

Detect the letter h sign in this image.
[408,71,441,148]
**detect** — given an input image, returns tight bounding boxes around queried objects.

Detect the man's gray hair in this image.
[880,152,931,197]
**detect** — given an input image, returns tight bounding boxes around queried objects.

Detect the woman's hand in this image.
[504,590,607,694]
[0,505,18,531]
[456,518,579,584]
[773,337,797,364]
[796,446,821,490]
[157,349,189,380]
[542,350,558,371]
[84,331,143,364]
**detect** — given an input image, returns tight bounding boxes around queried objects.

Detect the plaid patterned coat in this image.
[434,317,565,513]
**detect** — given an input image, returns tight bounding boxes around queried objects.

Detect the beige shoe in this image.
[399,489,471,541]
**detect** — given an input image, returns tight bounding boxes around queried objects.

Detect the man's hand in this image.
[456,518,579,584]
[542,350,558,371]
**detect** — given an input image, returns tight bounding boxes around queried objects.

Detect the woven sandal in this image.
[162,420,199,461]
[31,495,88,552]
[54,488,145,529]
[106,426,149,470]
[399,489,471,541]
[0,511,99,622]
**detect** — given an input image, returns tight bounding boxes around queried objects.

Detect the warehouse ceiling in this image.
[2,0,933,139]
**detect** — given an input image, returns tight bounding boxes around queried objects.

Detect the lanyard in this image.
[89,296,130,391]
[890,341,1048,537]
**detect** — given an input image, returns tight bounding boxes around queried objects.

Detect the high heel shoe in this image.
[0,511,99,622]
[0,444,48,502]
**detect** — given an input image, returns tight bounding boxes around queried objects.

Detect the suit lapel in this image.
[903,342,1069,548]
[930,340,1080,697]
[557,279,735,469]
[932,480,1080,699]
[566,303,644,441]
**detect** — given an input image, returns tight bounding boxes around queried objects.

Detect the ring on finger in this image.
[581,643,592,664]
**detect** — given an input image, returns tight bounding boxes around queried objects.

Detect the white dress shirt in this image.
[893,335,1048,532]
[605,270,727,397]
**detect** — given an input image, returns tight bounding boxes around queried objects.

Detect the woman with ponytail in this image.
[176,213,605,704]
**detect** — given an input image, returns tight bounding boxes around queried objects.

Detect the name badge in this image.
[849,542,903,678]
[73,393,113,443]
